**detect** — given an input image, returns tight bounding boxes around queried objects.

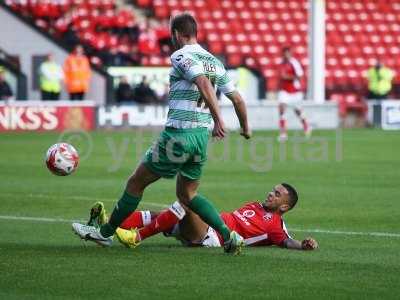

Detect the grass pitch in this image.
[0,129,399,299]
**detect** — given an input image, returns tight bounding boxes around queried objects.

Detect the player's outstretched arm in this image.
[282,237,318,251]
[194,75,226,139]
[225,91,251,139]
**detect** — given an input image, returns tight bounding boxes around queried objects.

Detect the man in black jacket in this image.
[133,76,158,104]
[115,76,133,103]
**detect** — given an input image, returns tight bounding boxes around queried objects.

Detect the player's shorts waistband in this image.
[165,126,209,133]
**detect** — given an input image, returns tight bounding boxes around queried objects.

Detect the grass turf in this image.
[0,129,399,299]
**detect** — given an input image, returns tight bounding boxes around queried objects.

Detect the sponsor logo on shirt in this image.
[263,213,273,221]
[242,210,255,218]
[179,58,195,72]
[233,210,251,226]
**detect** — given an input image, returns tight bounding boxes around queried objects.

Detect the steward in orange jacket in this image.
[64,45,91,100]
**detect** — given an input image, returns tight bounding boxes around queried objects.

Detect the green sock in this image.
[188,194,231,242]
[100,191,142,237]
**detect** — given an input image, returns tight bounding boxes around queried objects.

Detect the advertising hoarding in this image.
[381,100,400,130]
[0,101,95,131]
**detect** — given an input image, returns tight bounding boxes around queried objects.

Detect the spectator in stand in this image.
[0,68,13,100]
[63,25,79,47]
[115,76,133,103]
[133,76,158,104]
[277,47,311,142]
[63,45,91,100]
[39,54,63,100]
[366,61,394,100]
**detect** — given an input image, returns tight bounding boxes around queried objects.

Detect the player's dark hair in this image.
[281,183,298,209]
[171,13,197,38]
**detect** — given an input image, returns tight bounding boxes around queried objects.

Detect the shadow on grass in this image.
[0,240,315,266]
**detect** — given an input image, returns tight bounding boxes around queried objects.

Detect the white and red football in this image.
[45,143,79,176]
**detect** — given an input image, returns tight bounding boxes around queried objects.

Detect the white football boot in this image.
[72,223,113,247]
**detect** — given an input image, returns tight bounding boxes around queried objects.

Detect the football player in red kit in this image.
[88,183,318,250]
[277,47,312,142]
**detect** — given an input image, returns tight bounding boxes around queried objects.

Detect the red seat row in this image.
[138,0,399,91]
[5,0,400,94]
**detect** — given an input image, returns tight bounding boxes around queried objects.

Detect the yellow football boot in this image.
[115,227,141,248]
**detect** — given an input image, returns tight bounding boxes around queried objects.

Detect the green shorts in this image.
[143,127,209,180]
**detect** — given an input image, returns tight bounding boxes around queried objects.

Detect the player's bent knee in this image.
[176,183,197,206]
[176,192,191,206]
[176,189,197,206]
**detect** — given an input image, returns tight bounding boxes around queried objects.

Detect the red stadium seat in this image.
[244,57,258,69]
[154,5,169,19]
[4,0,400,95]
[227,54,242,67]
[226,43,240,55]
[209,41,224,55]
[137,0,152,7]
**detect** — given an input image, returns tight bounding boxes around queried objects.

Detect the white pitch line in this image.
[1,193,399,238]
[290,228,400,238]
[0,214,399,238]
[0,215,83,223]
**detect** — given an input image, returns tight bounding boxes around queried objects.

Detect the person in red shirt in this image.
[87,183,318,251]
[278,47,311,142]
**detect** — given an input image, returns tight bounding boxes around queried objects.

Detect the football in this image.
[45,143,79,176]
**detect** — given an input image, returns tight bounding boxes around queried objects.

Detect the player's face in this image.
[264,185,290,213]
[283,50,291,60]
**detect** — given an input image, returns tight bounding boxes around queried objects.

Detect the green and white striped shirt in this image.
[166,44,235,129]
